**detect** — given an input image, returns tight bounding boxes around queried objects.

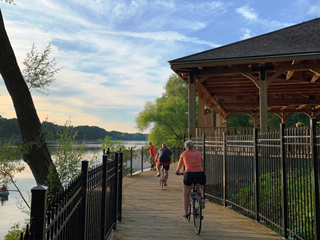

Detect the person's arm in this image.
[155,153,159,161]
[169,155,172,164]
[176,155,184,172]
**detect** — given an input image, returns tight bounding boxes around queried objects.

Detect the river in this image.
[0,140,146,239]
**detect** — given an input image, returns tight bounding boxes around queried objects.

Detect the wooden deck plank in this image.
[111,163,283,240]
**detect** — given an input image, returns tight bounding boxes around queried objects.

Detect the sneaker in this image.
[156,173,160,177]
[164,183,167,186]
[181,214,188,220]
[201,198,206,209]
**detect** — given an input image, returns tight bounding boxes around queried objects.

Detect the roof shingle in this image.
[169,18,320,63]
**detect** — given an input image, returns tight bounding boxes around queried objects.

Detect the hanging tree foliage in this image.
[0,10,61,192]
[136,74,188,147]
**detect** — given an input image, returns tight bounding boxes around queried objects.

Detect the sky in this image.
[0,0,320,133]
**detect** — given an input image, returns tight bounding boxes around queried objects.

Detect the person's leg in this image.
[183,184,193,216]
[195,183,202,194]
[152,156,156,170]
[149,155,153,170]
[156,162,160,176]
[164,169,169,185]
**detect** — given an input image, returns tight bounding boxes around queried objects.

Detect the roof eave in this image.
[169,52,320,69]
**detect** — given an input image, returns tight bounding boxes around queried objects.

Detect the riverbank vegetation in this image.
[0,116,148,142]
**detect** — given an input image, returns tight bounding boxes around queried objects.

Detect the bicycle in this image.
[159,164,165,190]
[176,172,203,234]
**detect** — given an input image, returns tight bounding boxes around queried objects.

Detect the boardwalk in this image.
[111,163,283,240]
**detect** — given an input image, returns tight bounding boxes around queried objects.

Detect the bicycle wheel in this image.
[160,166,164,190]
[193,195,202,234]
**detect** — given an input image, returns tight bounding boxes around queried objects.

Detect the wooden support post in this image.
[188,72,196,137]
[259,73,268,133]
[253,113,258,128]
[282,113,287,123]
[198,86,204,128]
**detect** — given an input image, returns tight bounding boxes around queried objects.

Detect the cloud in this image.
[240,28,252,40]
[235,5,292,33]
[308,3,320,16]
[236,6,258,21]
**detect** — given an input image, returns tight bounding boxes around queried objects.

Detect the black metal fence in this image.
[20,151,123,240]
[192,118,320,240]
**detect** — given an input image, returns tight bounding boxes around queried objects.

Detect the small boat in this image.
[0,191,9,197]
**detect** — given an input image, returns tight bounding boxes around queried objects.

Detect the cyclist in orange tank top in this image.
[176,140,206,219]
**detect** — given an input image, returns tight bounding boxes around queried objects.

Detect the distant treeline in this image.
[0,116,147,141]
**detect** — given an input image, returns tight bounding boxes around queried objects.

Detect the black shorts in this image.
[183,172,206,186]
[157,162,170,170]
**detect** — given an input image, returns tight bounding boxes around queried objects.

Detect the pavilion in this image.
[169,18,320,135]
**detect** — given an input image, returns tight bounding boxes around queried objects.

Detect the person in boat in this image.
[0,184,7,192]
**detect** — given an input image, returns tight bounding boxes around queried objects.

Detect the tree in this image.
[227,113,253,128]
[23,43,61,95]
[0,10,61,190]
[136,74,188,146]
[1,0,15,4]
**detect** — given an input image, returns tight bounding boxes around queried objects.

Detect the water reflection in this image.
[0,196,8,205]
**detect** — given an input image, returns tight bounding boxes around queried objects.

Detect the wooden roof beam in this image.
[195,74,211,90]
[311,74,320,83]
[310,68,320,82]
[241,72,260,88]
[286,60,300,80]
[286,70,294,80]
[201,85,227,118]
[190,63,320,76]
[170,54,320,70]
[312,105,320,111]
[296,104,307,111]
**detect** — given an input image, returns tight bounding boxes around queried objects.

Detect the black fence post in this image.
[202,133,206,198]
[141,147,144,172]
[222,132,227,207]
[130,147,133,176]
[80,160,89,240]
[101,154,108,240]
[280,123,288,239]
[113,152,119,231]
[118,152,123,222]
[311,118,320,240]
[30,185,48,240]
[183,135,186,172]
[253,128,260,222]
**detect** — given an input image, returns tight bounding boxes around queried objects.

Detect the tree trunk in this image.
[0,10,61,191]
